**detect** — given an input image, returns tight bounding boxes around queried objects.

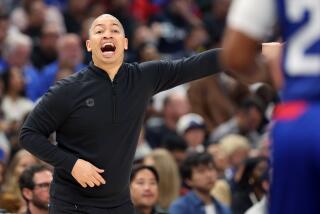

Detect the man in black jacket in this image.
[20,14,224,214]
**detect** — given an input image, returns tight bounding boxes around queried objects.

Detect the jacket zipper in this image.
[111,81,117,123]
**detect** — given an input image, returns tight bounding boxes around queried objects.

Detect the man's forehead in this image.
[92,15,122,29]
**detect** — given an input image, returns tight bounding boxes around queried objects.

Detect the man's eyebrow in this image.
[112,23,121,28]
[93,24,104,29]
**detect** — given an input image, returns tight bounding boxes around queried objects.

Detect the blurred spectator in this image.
[130,0,160,23]
[207,144,228,179]
[23,0,47,40]
[0,131,10,164]
[80,18,94,64]
[137,43,161,63]
[87,2,107,19]
[169,152,231,214]
[231,157,269,214]
[0,161,5,187]
[144,149,181,211]
[31,24,61,70]
[19,164,53,214]
[10,0,65,36]
[54,62,75,82]
[209,96,265,144]
[0,149,38,213]
[134,129,152,162]
[218,134,250,184]
[63,0,89,34]
[161,134,187,167]
[107,0,137,47]
[44,0,68,10]
[207,144,232,206]
[256,134,271,158]
[150,0,202,55]
[146,93,190,148]
[1,67,34,123]
[130,164,167,214]
[244,168,269,214]
[176,113,207,153]
[40,33,84,94]
[2,33,43,101]
[250,82,279,124]
[0,13,9,70]
[173,25,209,59]
[203,0,230,47]
[188,73,249,133]
[1,66,34,151]
[126,24,157,62]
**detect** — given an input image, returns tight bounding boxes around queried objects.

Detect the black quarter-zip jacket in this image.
[20,49,223,208]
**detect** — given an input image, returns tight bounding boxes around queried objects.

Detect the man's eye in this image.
[96,30,102,34]
[112,29,119,33]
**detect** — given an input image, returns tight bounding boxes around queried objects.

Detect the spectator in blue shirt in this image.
[40,33,85,94]
[2,33,42,102]
[169,152,231,214]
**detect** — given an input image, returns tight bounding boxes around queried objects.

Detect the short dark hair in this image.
[19,164,52,191]
[162,134,187,152]
[180,152,214,180]
[130,164,159,184]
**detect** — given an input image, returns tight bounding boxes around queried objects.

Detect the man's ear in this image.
[22,188,33,201]
[86,40,92,52]
[124,38,128,50]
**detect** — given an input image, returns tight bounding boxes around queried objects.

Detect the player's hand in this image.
[71,159,106,188]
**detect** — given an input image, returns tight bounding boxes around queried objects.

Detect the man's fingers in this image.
[91,176,102,186]
[94,171,106,184]
[81,182,87,188]
[94,166,104,173]
[87,180,95,188]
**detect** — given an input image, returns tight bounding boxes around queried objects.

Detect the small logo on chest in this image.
[86,98,95,107]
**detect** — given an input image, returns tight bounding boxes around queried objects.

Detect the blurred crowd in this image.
[0,0,278,213]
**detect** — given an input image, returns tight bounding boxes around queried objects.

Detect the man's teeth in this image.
[103,43,114,48]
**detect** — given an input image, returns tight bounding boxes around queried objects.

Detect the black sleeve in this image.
[19,82,78,173]
[139,48,224,94]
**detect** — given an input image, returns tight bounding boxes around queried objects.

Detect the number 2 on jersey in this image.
[285,0,320,76]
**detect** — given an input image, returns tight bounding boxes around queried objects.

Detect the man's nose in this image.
[143,184,152,190]
[103,30,113,38]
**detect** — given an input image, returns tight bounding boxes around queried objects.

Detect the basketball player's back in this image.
[270,1,320,213]
[222,0,320,213]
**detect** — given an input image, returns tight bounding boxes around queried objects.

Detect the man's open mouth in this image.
[101,43,116,53]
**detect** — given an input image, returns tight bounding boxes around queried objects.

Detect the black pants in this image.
[49,199,135,214]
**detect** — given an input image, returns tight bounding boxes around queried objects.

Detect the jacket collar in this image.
[89,61,125,82]
[187,190,224,210]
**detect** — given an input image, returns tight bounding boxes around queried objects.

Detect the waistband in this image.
[273,101,308,120]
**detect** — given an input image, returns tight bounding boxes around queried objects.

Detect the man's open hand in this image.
[71,159,106,188]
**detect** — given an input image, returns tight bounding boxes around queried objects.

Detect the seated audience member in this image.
[144,149,181,211]
[245,169,269,214]
[145,93,190,148]
[169,152,231,214]
[231,157,269,214]
[209,97,265,144]
[218,134,250,184]
[176,113,207,153]
[19,164,53,214]
[0,149,39,213]
[161,134,187,167]
[130,164,167,214]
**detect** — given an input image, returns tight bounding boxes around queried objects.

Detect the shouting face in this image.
[86,14,128,68]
